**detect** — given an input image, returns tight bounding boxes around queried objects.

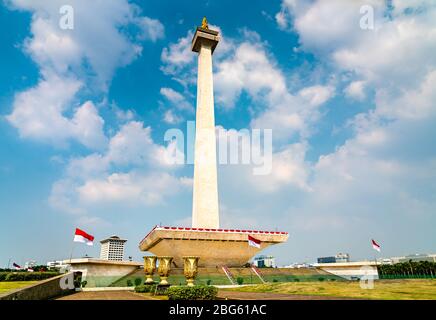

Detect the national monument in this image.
[139,18,288,267]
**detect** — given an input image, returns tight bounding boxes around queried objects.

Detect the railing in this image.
[221,266,237,285]
[250,265,266,284]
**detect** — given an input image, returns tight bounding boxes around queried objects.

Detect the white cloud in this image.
[106,121,157,166]
[250,83,334,140]
[215,39,334,140]
[6,73,107,149]
[7,0,164,149]
[66,154,109,180]
[161,31,195,76]
[9,0,163,84]
[215,42,287,108]
[344,80,366,101]
[25,17,82,74]
[161,25,336,150]
[49,120,186,215]
[160,87,193,111]
[250,102,305,140]
[278,0,385,53]
[160,87,185,103]
[49,179,86,215]
[298,85,335,107]
[275,10,289,30]
[375,70,436,120]
[160,25,233,85]
[216,126,312,194]
[392,0,435,13]
[77,172,185,205]
[279,0,436,93]
[249,142,312,193]
[203,0,436,261]
[163,110,182,124]
[136,17,165,42]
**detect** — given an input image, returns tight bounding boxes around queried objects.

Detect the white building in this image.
[389,253,436,264]
[100,236,127,261]
[24,260,36,269]
[47,260,69,271]
[335,253,350,263]
[254,255,276,268]
[314,261,379,280]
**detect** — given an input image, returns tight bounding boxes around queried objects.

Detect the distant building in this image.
[314,261,379,280]
[283,263,314,269]
[387,253,436,264]
[24,260,36,269]
[47,260,68,271]
[100,236,127,261]
[335,253,350,263]
[317,256,336,264]
[254,255,276,268]
[317,253,350,264]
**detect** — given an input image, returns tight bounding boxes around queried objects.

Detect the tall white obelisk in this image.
[191,19,220,229]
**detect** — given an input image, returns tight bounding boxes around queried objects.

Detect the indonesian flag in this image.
[74,228,94,246]
[13,262,21,270]
[371,239,381,252]
[27,268,34,272]
[248,235,261,248]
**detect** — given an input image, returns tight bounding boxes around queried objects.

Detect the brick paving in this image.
[57,291,156,300]
[217,291,359,300]
[58,289,358,300]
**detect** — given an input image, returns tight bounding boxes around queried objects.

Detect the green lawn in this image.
[0,281,38,294]
[224,279,436,300]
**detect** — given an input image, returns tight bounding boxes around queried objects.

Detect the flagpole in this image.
[374,252,378,280]
[68,239,76,271]
[371,239,380,280]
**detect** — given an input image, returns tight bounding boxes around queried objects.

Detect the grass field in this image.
[224,279,436,300]
[0,281,38,294]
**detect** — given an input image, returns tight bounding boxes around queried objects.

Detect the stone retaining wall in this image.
[0,272,77,300]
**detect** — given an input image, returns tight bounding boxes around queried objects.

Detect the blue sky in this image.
[1,0,436,267]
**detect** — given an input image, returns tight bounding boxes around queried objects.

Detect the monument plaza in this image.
[139,19,288,268]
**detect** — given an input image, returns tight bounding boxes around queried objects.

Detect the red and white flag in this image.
[74,228,94,246]
[12,262,21,270]
[248,235,261,248]
[371,239,381,252]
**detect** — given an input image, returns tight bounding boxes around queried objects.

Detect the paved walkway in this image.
[58,290,358,300]
[217,291,359,300]
[57,291,155,300]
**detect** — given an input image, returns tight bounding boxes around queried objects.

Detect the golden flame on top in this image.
[201,17,209,29]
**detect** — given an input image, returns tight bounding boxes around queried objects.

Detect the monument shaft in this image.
[192,28,220,229]
[139,21,288,267]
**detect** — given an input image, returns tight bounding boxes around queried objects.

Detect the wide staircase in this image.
[251,265,267,283]
[221,266,237,285]
[109,266,232,287]
[109,266,343,287]
[254,267,343,282]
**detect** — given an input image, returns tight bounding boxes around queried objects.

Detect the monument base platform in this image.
[139,226,289,267]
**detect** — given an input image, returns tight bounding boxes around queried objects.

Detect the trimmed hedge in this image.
[0,272,59,282]
[167,286,218,300]
[135,284,157,293]
[378,260,436,278]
